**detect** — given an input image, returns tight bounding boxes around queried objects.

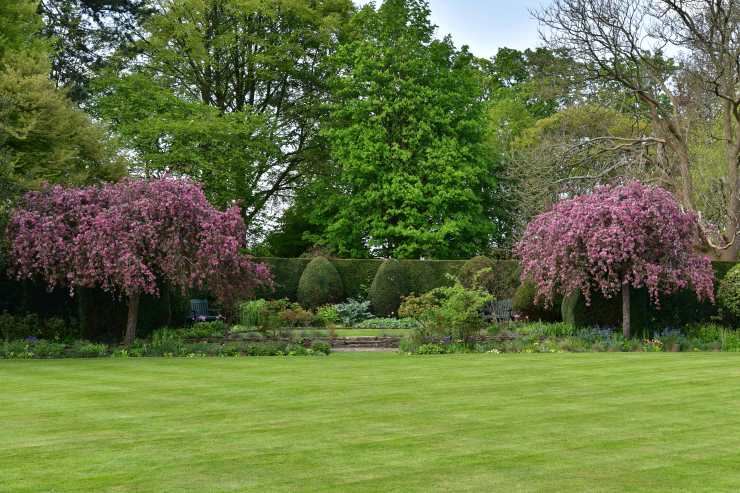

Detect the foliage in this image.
[0,312,76,341]
[278,306,315,328]
[315,305,341,327]
[182,321,228,339]
[39,0,151,102]
[239,299,268,328]
[369,260,409,317]
[310,341,332,356]
[334,298,372,327]
[398,290,448,319]
[512,280,561,322]
[253,257,471,302]
[297,256,344,309]
[354,318,420,330]
[309,0,506,258]
[93,0,354,232]
[459,256,519,300]
[515,182,715,324]
[7,178,272,343]
[0,52,123,201]
[718,265,740,324]
[407,281,492,345]
[402,321,740,355]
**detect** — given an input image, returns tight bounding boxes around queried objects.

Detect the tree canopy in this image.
[7,177,271,343]
[515,182,715,337]
[305,0,505,258]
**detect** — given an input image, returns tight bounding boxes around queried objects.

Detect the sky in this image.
[354,0,546,59]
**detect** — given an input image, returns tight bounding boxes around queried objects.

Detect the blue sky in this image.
[354,1,545,59]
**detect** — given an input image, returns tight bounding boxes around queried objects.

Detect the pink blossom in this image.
[514,182,714,307]
[7,178,272,308]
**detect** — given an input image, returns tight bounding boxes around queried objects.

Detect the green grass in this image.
[3,353,740,492]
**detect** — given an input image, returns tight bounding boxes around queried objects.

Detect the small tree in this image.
[7,178,271,345]
[515,182,714,338]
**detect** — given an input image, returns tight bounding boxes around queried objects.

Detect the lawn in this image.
[3,353,740,492]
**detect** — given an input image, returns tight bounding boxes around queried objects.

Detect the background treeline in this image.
[2,0,738,261]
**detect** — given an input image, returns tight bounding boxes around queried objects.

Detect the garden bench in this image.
[484,299,513,322]
[190,299,222,323]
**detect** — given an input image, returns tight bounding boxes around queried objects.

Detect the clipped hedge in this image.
[297,256,344,308]
[369,260,410,316]
[253,257,469,301]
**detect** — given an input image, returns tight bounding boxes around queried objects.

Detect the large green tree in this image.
[0,0,123,206]
[309,0,504,259]
[94,0,354,233]
[39,0,151,102]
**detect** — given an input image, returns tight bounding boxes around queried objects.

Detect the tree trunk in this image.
[124,292,140,346]
[622,283,630,339]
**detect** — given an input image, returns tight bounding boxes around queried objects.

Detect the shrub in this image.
[239,299,268,327]
[310,340,331,355]
[718,264,740,323]
[416,343,446,355]
[334,298,372,326]
[368,260,409,316]
[398,289,447,319]
[512,281,561,322]
[407,281,492,345]
[278,306,315,327]
[315,305,340,326]
[297,256,344,308]
[147,328,183,356]
[182,321,228,339]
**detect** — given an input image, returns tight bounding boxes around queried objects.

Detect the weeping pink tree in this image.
[515,182,715,338]
[7,177,271,345]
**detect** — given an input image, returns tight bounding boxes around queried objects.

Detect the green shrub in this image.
[408,281,492,345]
[315,305,341,326]
[310,340,331,355]
[239,299,268,327]
[416,343,446,355]
[368,260,409,316]
[512,281,561,322]
[297,256,344,308]
[718,264,740,323]
[398,290,448,319]
[334,298,372,326]
[182,321,228,339]
[147,328,183,356]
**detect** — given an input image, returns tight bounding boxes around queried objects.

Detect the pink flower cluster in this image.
[515,182,714,307]
[7,178,272,306]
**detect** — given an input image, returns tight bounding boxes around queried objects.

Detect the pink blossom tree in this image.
[7,178,271,345]
[515,182,714,338]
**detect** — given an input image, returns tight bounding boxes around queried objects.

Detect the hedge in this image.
[297,257,344,308]
[254,257,472,301]
[561,261,737,333]
[0,273,189,341]
[369,260,409,316]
